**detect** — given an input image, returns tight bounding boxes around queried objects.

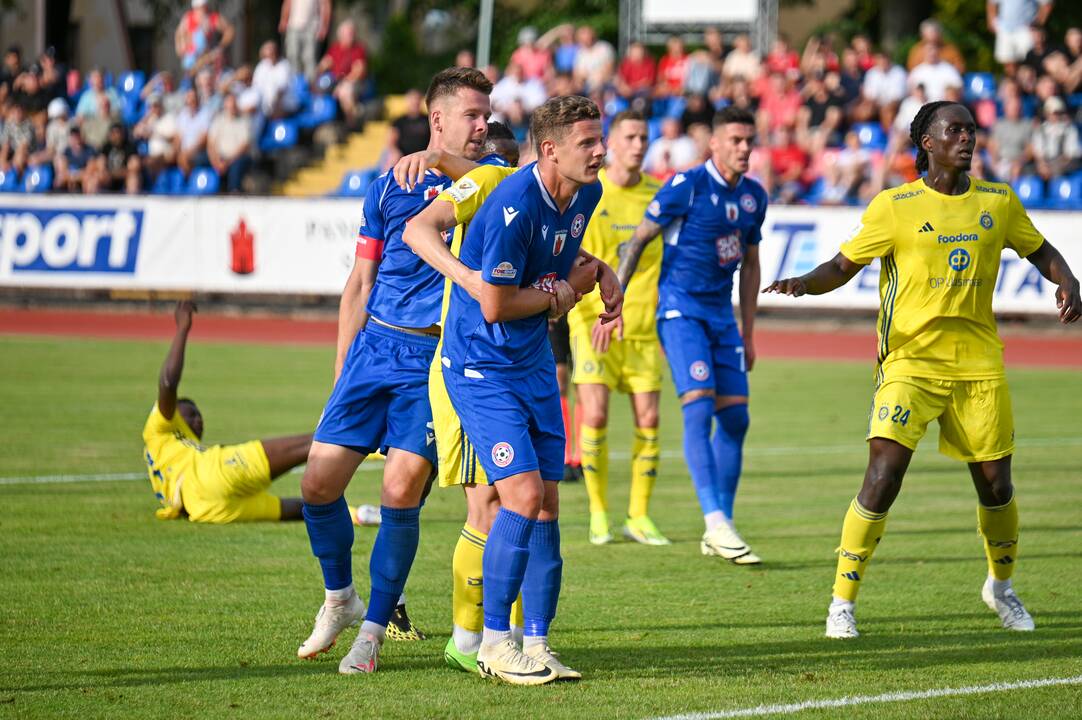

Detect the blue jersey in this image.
[443,162,603,378]
[644,159,768,330]
[358,170,450,329]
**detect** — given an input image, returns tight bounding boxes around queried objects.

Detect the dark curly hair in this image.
[909,101,963,173]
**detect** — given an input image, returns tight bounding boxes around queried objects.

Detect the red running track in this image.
[1,308,1079,368]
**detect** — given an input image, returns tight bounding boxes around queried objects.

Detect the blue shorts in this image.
[658,316,749,398]
[442,365,564,483]
[314,322,439,465]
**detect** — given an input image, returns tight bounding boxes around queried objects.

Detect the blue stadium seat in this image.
[664,96,686,119]
[118,95,142,127]
[117,70,145,99]
[647,117,663,144]
[21,165,53,193]
[853,122,887,151]
[964,72,996,102]
[1011,175,1045,208]
[0,167,19,191]
[1048,174,1082,209]
[293,73,312,109]
[338,169,371,197]
[260,119,300,152]
[187,167,220,195]
[151,167,185,195]
[297,94,337,129]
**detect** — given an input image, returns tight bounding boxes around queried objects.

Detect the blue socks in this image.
[522,519,562,638]
[712,404,749,521]
[483,508,536,632]
[366,505,422,626]
[682,397,722,516]
[303,496,354,590]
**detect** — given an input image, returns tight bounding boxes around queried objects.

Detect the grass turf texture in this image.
[1,335,1080,720]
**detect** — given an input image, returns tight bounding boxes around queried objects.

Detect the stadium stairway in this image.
[278,95,410,197]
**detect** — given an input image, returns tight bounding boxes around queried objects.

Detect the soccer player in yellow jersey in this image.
[143,301,311,523]
[765,102,1081,639]
[568,111,669,546]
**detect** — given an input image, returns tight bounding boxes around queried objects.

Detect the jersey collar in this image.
[705,158,742,190]
[532,163,578,214]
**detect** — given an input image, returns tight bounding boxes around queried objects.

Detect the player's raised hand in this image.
[591,315,622,354]
[392,149,439,191]
[597,264,624,324]
[762,277,808,297]
[174,299,196,332]
[548,280,579,320]
[1056,279,1081,323]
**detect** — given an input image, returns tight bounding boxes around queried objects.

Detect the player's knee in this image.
[680,388,714,406]
[300,472,339,505]
[501,481,544,518]
[582,404,608,427]
[716,403,749,438]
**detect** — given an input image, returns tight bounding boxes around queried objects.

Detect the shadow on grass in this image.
[759,549,1082,572]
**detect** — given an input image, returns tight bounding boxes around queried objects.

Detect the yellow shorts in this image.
[867,373,1014,463]
[183,440,281,523]
[570,333,663,394]
[429,352,488,488]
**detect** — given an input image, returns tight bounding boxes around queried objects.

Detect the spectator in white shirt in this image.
[572,26,615,93]
[907,43,963,101]
[1032,95,1081,180]
[175,88,213,174]
[490,62,547,119]
[252,40,298,118]
[643,117,699,178]
[208,92,253,192]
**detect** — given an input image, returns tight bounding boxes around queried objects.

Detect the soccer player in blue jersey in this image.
[617,106,768,565]
[295,67,494,675]
[436,95,622,684]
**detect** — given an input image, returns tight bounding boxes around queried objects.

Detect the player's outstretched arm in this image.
[1023,240,1081,323]
[158,300,195,420]
[336,256,379,381]
[616,218,663,289]
[392,150,480,191]
[762,252,863,297]
[739,244,761,371]
[403,201,484,299]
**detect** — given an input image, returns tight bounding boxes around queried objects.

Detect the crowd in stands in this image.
[0,0,368,195]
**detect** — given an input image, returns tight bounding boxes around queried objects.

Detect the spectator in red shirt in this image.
[616,41,656,100]
[758,72,802,134]
[765,34,801,76]
[319,20,367,126]
[509,27,552,82]
[656,35,689,97]
[764,124,808,203]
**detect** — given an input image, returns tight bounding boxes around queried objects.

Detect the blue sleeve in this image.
[481,210,531,286]
[359,177,387,241]
[745,188,769,246]
[644,173,694,227]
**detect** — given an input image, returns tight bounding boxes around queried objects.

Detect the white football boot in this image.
[701,522,761,565]
[524,642,582,681]
[982,579,1035,631]
[339,630,382,674]
[297,591,365,659]
[477,638,558,686]
[825,603,859,639]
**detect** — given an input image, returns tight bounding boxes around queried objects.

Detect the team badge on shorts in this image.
[740,193,757,213]
[877,406,889,421]
[979,211,994,230]
[571,213,585,238]
[689,360,710,381]
[492,442,515,468]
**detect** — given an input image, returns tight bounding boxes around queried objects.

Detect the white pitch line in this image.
[1,437,1078,487]
[651,674,1082,720]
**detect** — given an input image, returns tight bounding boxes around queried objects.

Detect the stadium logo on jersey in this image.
[689,360,710,381]
[979,211,994,230]
[491,442,515,468]
[740,193,757,213]
[492,261,517,279]
[725,202,739,222]
[503,206,519,226]
[0,207,143,275]
[553,230,568,255]
[949,248,971,272]
[715,231,743,265]
[447,178,479,203]
[571,213,585,238]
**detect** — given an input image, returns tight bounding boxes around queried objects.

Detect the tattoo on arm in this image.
[616,218,662,288]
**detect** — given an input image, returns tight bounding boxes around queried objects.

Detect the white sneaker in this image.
[477,638,558,686]
[524,642,582,681]
[339,631,381,674]
[701,523,761,565]
[297,592,365,659]
[825,604,859,639]
[982,581,1035,631]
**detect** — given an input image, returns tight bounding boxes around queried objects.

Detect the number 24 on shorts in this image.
[876,404,911,426]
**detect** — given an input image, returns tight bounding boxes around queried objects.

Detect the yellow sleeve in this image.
[1004,188,1046,258]
[437,165,516,226]
[839,191,896,265]
[142,404,176,443]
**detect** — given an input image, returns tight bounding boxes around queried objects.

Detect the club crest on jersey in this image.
[689,361,710,381]
[949,248,971,271]
[424,184,445,201]
[725,202,739,222]
[492,442,515,468]
[571,213,585,238]
[740,193,757,213]
[979,211,994,230]
[553,230,568,255]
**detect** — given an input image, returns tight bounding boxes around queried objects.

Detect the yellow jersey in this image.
[567,168,662,340]
[840,177,1045,381]
[142,404,203,520]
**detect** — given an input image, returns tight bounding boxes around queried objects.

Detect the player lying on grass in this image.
[617,106,768,565]
[764,101,1081,639]
[143,300,311,523]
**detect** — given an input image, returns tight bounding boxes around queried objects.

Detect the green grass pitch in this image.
[1,334,1080,719]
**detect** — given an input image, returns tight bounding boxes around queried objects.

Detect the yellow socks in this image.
[832,498,888,603]
[452,524,487,633]
[628,426,659,518]
[978,496,1018,581]
[581,424,609,514]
